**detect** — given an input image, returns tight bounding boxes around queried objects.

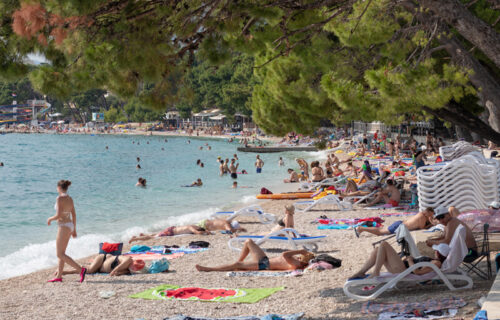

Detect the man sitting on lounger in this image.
[364,179,400,207]
[355,207,435,237]
[425,206,478,263]
[129,225,209,243]
[195,239,314,272]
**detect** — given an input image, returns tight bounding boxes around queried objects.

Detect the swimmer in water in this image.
[233,154,238,160]
[137,157,140,162]
[219,160,226,176]
[200,163,204,168]
[105,146,109,150]
[136,164,141,169]
[136,178,147,187]
[0,162,3,167]
[232,181,238,188]
[229,158,239,179]
[190,178,203,187]
[278,157,284,166]
[207,146,211,150]
[196,159,201,166]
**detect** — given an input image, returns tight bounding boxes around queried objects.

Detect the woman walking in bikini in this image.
[47,180,86,283]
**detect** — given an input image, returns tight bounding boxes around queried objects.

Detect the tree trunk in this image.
[423,102,500,145]
[420,0,500,69]
[400,1,500,133]
[443,35,500,132]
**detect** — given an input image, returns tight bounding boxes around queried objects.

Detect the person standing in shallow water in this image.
[255,155,264,173]
[47,180,86,283]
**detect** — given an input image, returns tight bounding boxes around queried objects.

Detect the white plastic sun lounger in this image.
[228,228,326,252]
[212,205,276,224]
[343,225,473,300]
[294,194,352,212]
[342,190,378,205]
[300,177,347,191]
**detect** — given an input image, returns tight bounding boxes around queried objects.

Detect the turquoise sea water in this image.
[0,133,311,279]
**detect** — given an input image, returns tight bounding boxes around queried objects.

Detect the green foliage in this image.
[104,107,127,123]
[180,53,256,120]
[0,0,497,136]
[124,98,163,122]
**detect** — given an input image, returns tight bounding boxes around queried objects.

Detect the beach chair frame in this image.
[294,194,352,213]
[343,225,473,300]
[227,228,326,253]
[461,223,493,280]
[212,205,277,224]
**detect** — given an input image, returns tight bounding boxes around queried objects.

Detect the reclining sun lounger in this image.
[343,225,473,300]
[212,205,276,224]
[342,190,378,205]
[300,177,346,191]
[228,228,326,252]
[294,194,352,212]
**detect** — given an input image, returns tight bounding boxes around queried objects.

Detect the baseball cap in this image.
[433,206,448,218]
[432,243,450,257]
[231,221,240,229]
[488,201,500,209]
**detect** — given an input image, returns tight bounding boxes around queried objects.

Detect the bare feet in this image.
[195,264,210,272]
[349,272,365,280]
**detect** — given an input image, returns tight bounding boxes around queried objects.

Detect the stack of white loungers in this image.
[418,142,500,211]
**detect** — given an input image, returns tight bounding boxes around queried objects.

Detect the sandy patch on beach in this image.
[0,198,494,320]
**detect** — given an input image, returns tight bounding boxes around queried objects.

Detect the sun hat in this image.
[488,201,500,209]
[432,243,451,257]
[230,221,240,229]
[433,206,448,218]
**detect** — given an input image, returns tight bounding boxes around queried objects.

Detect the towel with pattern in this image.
[226,270,303,277]
[361,297,466,314]
[380,212,418,217]
[130,284,284,303]
[162,313,304,320]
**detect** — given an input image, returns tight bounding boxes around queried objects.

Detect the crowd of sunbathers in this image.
[51,131,493,293]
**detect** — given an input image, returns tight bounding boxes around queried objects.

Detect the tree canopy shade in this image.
[0,0,499,141]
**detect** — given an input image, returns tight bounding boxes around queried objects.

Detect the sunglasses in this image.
[435,214,446,220]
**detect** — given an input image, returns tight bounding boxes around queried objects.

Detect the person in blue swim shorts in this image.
[255,155,264,173]
[354,207,435,237]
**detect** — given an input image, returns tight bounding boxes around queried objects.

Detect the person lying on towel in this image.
[348,241,450,280]
[129,225,209,243]
[58,254,133,277]
[363,179,401,207]
[197,218,247,234]
[195,239,314,272]
[354,207,435,237]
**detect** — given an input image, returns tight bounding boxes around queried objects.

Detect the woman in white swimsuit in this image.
[47,180,86,283]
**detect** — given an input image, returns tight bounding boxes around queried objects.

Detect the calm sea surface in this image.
[0,133,313,279]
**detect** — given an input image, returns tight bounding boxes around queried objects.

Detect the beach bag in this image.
[311,254,341,268]
[189,241,210,248]
[99,242,123,256]
[260,187,273,194]
[129,258,170,274]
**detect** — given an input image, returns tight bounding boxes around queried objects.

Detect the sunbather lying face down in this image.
[195,239,314,272]
[349,241,448,279]
[200,218,247,233]
[355,208,435,237]
[58,254,133,277]
[129,225,209,243]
